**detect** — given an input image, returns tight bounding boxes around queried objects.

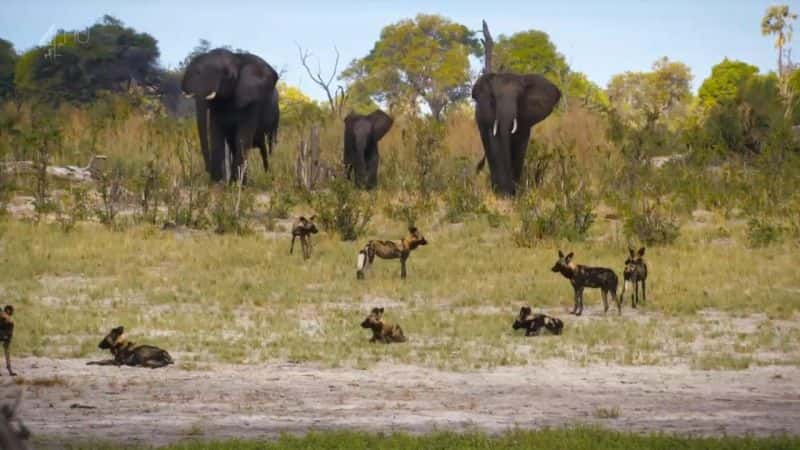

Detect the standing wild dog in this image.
[551,250,620,316]
[512,306,564,336]
[356,227,427,279]
[290,215,318,260]
[360,307,406,343]
[0,305,17,376]
[87,326,174,368]
[621,247,648,308]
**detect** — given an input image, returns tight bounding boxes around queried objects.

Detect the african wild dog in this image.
[356,227,427,280]
[512,306,564,336]
[360,307,406,343]
[86,326,174,368]
[551,250,620,316]
[0,305,17,376]
[290,215,319,260]
[621,247,648,308]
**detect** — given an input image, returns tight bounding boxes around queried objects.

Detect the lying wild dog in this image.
[551,250,620,316]
[356,226,427,279]
[360,307,406,343]
[512,306,564,336]
[290,215,318,260]
[621,247,648,308]
[87,326,174,368]
[0,305,17,376]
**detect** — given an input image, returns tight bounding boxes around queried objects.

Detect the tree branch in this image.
[296,43,346,117]
[481,20,494,74]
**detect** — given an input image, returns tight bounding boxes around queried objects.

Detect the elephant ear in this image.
[368,110,393,141]
[235,63,278,109]
[519,74,562,127]
[471,74,493,101]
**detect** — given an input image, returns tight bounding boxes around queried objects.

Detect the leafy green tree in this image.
[494,30,568,78]
[0,38,16,101]
[607,57,692,129]
[341,14,480,120]
[761,5,797,75]
[697,59,760,108]
[14,15,160,103]
[493,29,606,110]
[278,82,324,131]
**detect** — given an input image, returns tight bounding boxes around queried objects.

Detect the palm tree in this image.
[761,5,798,76]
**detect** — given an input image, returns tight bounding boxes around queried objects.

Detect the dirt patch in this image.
[4,357,798,447]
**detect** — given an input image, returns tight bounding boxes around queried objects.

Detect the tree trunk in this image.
[295,126,322,190]
[482,20,494,74]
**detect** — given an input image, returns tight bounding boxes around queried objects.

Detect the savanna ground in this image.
[1,193,799,448]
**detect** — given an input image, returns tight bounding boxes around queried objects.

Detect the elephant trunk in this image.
[491,101,518,196]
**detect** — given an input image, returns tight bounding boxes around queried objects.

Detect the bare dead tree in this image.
[295,126,322,190]
[297,44,349,118]
[481,20,494,74]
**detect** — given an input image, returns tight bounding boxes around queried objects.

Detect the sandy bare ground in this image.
[1,358,798,447]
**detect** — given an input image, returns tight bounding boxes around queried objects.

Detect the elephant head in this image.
[472,73,561,196]
[181,49,279,182]
[343,109,394,189]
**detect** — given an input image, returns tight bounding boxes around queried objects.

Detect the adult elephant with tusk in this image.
[472,73,561,196]
[181,48,280,183]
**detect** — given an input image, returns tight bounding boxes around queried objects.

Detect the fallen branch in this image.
[1,155,107,183]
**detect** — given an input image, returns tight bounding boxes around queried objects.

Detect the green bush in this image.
[313,177,373,241]
[624,204,680,246]
[746,217,785,247]
[443,162,486,223]
[513,191,595,247]
[211,185,254,235]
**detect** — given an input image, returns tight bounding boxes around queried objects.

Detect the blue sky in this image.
[0,0,792,100]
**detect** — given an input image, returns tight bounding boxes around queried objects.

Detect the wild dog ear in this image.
[309,215,316,221]
[113,326,124,334]
[628,247,635,257]
[638,247,646,257]
[408,226,418,234]
[565,252,574,261]
[558,250,564,258]
[298,216,307,222]
[378,307,384,314]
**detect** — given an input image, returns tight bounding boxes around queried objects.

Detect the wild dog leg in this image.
[602,289,609,313]
[290,235,297,255]
[641,279,646,304]
[400,255,408,279]
[3,342,15,376]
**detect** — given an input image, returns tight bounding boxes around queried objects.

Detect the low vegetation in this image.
[57,428,800,450]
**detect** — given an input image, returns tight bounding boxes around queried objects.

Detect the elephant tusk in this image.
[183,91,194,99]
[511,118,518,134]
[492,120,498,136]
[205,91,217,100]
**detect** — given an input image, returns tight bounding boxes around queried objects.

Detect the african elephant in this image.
[343,110,393,189]
[472,73,561,196]
[181,48,280,183]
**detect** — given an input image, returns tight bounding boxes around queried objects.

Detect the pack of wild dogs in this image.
[1,222,648,373]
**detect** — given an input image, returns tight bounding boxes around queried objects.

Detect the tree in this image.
[278,82,324,131]
[297,44,347,118]
[0,39,16,101]
[761,5,797,75]
[14,15,160,103]
[698,59,760,108]
[494,30,568,80]
[607,57,692,129]
[492,29,606,110]
[340,14,480,120]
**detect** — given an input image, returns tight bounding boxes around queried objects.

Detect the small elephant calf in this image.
[360,307,406,343]
[512,306,564,336]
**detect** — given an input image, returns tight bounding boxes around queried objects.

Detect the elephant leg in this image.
[510,128,531,189]
[194,99,212,175]
[255,133,269,172]
[365,150,379,190]
[209,118,227,183]
[478,126,504,192]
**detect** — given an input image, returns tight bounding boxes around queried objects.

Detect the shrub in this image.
[313,177,373,241]
[746,217,785,247]
[211,185,254,235]
[443,159,487,223]
[624,203,680,246]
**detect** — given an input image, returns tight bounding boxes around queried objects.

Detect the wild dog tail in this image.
[395,325,407,343]
[356,245,370,279]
